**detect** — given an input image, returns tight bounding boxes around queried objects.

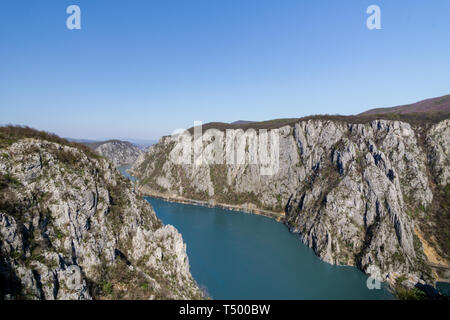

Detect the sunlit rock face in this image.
[132,118,450,284]
[91,140,142,166]
[0,137,202,300]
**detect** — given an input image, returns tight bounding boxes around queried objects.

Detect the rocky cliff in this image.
[131,116,450,288]
[0,127,202,300]
[87,140,142,166]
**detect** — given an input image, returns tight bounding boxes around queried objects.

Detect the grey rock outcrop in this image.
[89,140,142,166]
[0,137,202,300]
[426,119,450,187]
[132,118,450,284]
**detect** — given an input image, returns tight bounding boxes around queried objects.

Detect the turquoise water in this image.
[145,197,394,300]
[117,164,136,182]
[436,282,450,297]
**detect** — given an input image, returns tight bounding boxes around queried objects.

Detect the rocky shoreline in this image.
[137,187,450,299]
[136,187,285,221]
[131,117,450,297]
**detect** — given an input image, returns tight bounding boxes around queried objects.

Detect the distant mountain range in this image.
[82,140,143,166]
[65,137,157,149]
[64,138,99,144]
[114,138,158,149]
[227,94,450,129]
[230,120,255,125]
[360,94,450,115]
[65,94,450,167]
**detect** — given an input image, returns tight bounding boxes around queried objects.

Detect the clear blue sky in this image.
[1,0,449,140]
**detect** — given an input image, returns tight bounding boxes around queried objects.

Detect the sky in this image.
[0,0,449,140]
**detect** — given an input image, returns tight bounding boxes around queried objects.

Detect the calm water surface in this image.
[145,197,394,300]
[436,282,450,297]
[118,164,136,182]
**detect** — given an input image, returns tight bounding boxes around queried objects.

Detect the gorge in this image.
[0,127,202,299]
[1,95,449,299]
[130,98,450,297]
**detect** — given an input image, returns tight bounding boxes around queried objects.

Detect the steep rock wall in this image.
[0,138,201,300]
[132,119,450,284]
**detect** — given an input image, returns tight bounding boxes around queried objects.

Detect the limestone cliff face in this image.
[132,118,450,284]
[0,135,202,300]
[426,120,450,187]
[89,140,142,166]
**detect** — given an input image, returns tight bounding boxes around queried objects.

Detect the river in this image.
[118,165,393,299]
[146,197,393,299]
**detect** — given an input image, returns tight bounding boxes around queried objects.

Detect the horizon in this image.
[1,1,450,140]
[2,92,448,142]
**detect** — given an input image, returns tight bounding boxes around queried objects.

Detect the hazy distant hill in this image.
[360,94,450,115]
[95,138,157,149]
[84,140,142,166]
[230,120,255,125]
[122,138,157,149]
[65,137,99,144]
[182,95,450,135]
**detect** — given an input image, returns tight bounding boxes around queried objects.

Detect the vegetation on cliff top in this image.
[186,111,450,135]
[0,125,101,159]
